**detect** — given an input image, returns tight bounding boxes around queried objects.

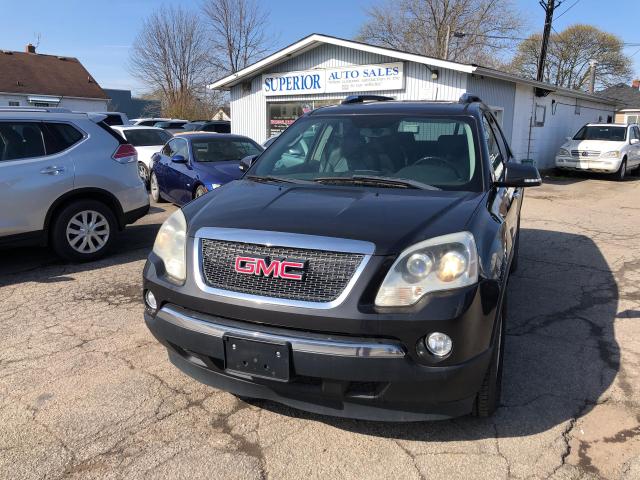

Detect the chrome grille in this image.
[200,239,364,303]
[571,150,601,158]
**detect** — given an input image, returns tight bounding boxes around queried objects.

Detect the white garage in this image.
[210,34,617,170]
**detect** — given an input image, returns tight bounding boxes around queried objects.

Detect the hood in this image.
[564,139,625,152]
[195,161,243,185]
[184,180,485,255]
[134,145,163,163]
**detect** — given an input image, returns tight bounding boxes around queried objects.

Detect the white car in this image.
[111,125,172,187]
[555,123,640,180]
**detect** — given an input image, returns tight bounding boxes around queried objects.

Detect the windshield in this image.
[192,138,263,162]
[124,129,171,146]
[573,125,627,141]
[252,115,481,191]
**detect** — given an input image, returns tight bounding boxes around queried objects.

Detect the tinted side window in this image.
[43,123,84,155]
[0,122,46,161]
[482,115,504,179]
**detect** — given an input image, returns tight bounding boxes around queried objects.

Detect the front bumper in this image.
[555,156,621,173]
[144,302,494,421]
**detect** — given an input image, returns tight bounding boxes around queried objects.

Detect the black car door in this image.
[482,112,519,273]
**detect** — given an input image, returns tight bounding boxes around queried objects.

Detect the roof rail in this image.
[458,93,483,104]
[341,94,394,105]
[0,107,72,113]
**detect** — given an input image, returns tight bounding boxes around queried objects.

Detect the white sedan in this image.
[111,126,173,187]
[555,123,640,180]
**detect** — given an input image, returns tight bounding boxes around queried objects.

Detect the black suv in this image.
[143,94,541,421]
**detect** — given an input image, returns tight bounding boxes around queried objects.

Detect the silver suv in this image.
[0,108,150,261]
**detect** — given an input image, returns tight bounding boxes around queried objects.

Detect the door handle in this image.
[40,166,65,175]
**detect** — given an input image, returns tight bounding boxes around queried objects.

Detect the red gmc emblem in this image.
[234,256,306,281]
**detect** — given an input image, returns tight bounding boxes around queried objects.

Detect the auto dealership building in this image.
[210,34,618,169]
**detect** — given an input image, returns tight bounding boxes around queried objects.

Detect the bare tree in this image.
[509,25,632,90]
[357,0,524,66]
[202,0,273,74]
[129,6,216,119]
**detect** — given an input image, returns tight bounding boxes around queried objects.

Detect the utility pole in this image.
[536,0,562,82]
[444,25,451,60]
[588,60,597,93]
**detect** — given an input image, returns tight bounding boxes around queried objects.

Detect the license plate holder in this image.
[224,336,290,382]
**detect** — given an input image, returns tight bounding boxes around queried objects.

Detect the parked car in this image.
[0,107,149,261]
[130,117,185,127]
[89,111,129,126]
[555,123,640,180]
[182,120,231,133]
[149,132,263,205]
[143,94,541,420]
[111,125,172,187]
[154,120,189,133]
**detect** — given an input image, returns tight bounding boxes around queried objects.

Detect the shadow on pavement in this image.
[251,227,620,440]
[0,223,162,286]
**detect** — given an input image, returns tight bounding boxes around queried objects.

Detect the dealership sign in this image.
[263,62,404,96]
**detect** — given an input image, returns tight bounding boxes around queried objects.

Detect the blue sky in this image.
[1,0,638,94]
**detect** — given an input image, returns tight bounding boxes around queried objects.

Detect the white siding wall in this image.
[467,75,516,142]
[0,93,108,111]
[509,85,615,169]
[229,44,467,142]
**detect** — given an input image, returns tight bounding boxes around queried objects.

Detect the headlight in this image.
[558,148,570,156]
[602,151,620,158]
[209,183,221,190]
[152,209,187,283]
[375,232,478,307]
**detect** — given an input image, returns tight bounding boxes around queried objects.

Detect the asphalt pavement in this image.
[1,176,639,480]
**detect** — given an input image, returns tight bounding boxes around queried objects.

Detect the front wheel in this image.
[50,200,117,262]
[614,158,627,182]
[150,172,166,203]
[473,294,506,417]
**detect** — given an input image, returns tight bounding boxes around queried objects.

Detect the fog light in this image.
[425,332,452,357]
[144,290,157,311]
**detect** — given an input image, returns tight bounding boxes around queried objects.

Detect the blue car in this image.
[149,133,263,205]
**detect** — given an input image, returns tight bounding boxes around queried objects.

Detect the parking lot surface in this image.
[1,177,640,480]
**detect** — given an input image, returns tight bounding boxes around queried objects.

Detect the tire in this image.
[473,294,506,417]
[150,172,166,203]
[614,158,627,182]
[194,185,208,199]
[50,200,117,262]
[138,162,150,189]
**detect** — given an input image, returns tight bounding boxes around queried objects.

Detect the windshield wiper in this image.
[246,175,312,185]
[313,175,441,191]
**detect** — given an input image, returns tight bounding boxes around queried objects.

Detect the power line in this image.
[555,0,582,20]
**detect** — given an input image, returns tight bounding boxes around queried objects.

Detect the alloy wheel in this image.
[65,210,110,254]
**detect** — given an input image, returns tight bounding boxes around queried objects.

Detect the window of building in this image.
[625,114,639,125]
[267,100,337,138]
[8,101,19,107]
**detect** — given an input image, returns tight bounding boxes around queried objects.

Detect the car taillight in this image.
[112,144,137,164]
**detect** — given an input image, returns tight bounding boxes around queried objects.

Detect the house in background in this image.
[599,80,640,124]
[211,34,616,169]
[103,88,161,118]
[0,43,108,111]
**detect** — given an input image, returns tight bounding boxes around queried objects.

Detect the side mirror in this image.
[495,163,541,188]
[239,154,258,172]
[171,154,187,163]
[565,136,573,142]
[631,138,639,145]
